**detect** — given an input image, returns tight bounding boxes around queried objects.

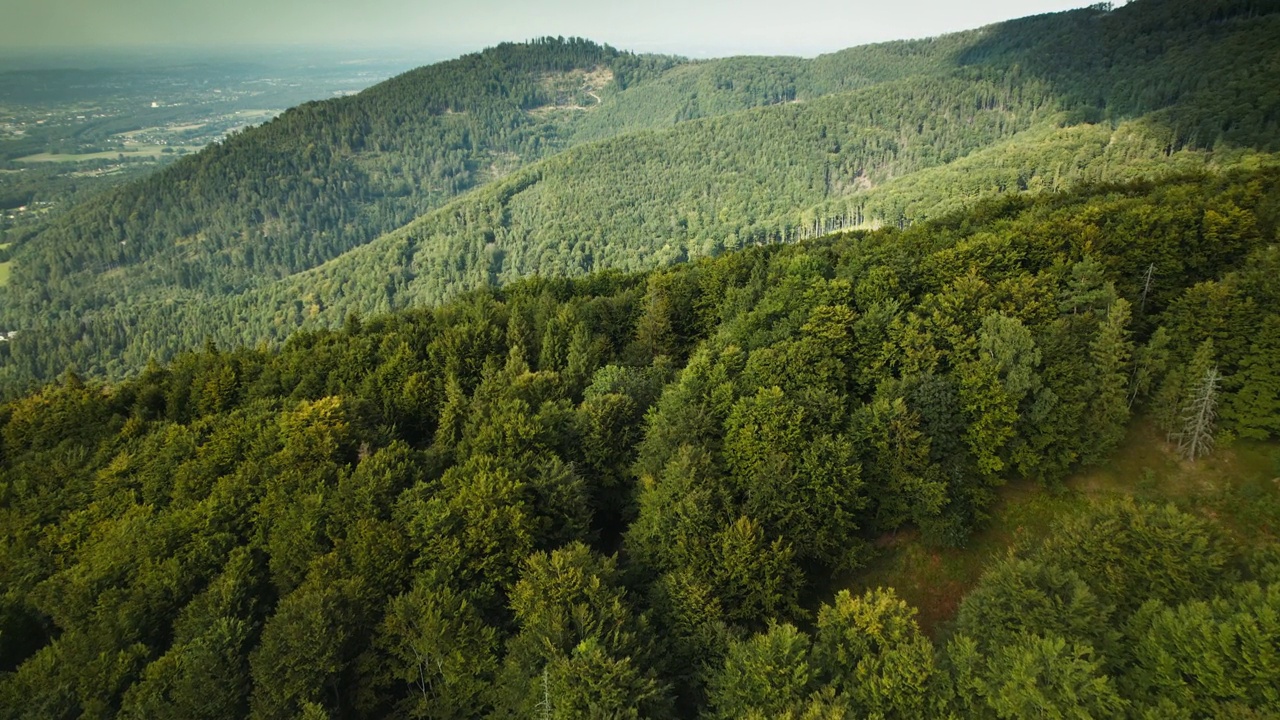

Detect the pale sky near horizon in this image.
[1,0,1104,57]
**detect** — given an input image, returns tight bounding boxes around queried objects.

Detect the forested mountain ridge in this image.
[0,32,969,391]
[1,0,1279,394]
[1,38,623,300]
[2,30,973,323]
[2,167,1278,717]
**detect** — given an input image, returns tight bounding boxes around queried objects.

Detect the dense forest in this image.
[2,167,1278,717]
[1,0,1278,394]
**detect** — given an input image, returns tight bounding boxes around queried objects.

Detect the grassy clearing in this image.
[0,261,11,287]
[847,421,1280,637]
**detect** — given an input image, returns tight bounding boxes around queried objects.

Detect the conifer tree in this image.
[1155,338,1215,441]
[1128,326,1170,410]
[812,588,937,720]
[705,623,814,720]
[1058,256,1114,315]
[1223,315,1280,440]
[1176,366,1221,462]
[1083,298,1133,463]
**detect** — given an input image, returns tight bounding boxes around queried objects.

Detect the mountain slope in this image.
[1,38,621,302]
[1,167,1278,716]
[2,35,955,317]
[145,1,1280,343]
[1,0,1278,392]
[309,0,1280,310]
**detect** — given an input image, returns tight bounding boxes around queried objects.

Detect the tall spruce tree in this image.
[1083,298,1133,463]
[1223,315,1280,440]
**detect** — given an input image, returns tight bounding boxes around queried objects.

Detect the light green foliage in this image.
[499,543,671,719]
[544,637,669,720]
[970,311,1050,480]
[971,633,1128,720]
[977,313,1042,403]
[705,623,814,720]
[714,516,804,626]
[1058,256,1115,316]
[399,456,540,602]
[958,351,1019,477]
[812,589,937,720]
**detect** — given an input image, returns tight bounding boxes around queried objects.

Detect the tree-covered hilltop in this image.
[1,0,1278,394]
[0,37,624,298]
[2,168,1278,717]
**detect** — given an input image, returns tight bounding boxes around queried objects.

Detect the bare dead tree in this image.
[1176,366,1220,461]
[535,667,553,720]
[1138,263,1156,314]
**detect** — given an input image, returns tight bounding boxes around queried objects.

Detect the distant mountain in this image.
[1,0,1277,392]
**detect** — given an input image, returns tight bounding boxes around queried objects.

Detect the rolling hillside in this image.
[0,0,1277,392]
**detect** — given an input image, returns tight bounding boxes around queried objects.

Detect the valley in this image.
[0,49,421,243]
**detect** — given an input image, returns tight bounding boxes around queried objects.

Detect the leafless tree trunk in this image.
[1176,366,1220,461]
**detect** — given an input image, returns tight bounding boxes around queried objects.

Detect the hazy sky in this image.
[1,0,1100,57]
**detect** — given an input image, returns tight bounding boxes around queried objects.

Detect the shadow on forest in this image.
[952,0,1280,152]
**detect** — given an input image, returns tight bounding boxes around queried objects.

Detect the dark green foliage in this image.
[705,622,814,720]
[1224,313,1280,439]
[1034,498,1232,615]
[373,580,498,719]
[722,386,863,568]
[941,498,1279,719]
[1,168,1279,717]
[955,556,1115,656]
[1123,582,1280,717]
[497,543,671,718]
